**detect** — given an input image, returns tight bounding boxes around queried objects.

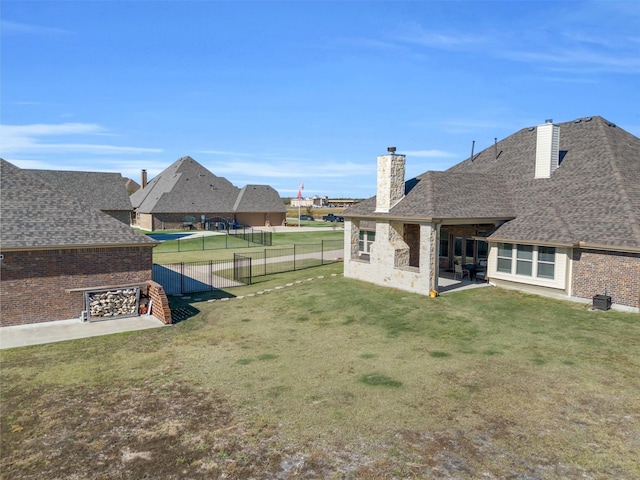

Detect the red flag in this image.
[297,182,304,199]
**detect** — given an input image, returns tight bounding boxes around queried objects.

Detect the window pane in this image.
[497,258,512,272]
[477,241,488,260]
[465,238,474,260]
[537,262,555,279]
[498,243,512,257]
[516,260,533,276]
[538,246,555,262]
[454,237,462,256]
[517,245,533,260]
[369,232,375,242]
[359,240,365,251]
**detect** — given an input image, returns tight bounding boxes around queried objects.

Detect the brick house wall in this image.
[572,249,640,309]
[0,246,154,326]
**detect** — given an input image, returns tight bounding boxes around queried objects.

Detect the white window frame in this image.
[359,230,375,255]
[495,244,556,280]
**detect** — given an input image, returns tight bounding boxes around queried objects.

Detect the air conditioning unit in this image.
[592,295,611,311]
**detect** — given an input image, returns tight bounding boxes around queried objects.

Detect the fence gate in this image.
[233,254,252,285]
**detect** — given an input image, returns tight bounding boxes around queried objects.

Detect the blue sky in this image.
[2,1,639,199]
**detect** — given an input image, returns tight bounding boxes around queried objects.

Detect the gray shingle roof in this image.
[233,185,286,213]
[1,159,157,250]
[345,116,640,250]
[27,169,133,212]
[131,156,285,214]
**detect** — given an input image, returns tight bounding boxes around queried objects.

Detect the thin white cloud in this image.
[212,160,367,180]
[0,122,162,156]
[1,20,70,36]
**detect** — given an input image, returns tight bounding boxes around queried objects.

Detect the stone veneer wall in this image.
[0,246,154,327]
[571,249,640,309]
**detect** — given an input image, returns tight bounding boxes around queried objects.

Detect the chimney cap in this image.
[387,146,396,153]
[545,119,553,124]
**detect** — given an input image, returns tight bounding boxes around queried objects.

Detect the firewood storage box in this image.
[84,287,140,321]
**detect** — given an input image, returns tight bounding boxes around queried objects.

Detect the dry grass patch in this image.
[2,268,639,478]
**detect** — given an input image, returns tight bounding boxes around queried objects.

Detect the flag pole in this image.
[297,182,304,228]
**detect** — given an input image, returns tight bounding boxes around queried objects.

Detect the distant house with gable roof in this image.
[342,116,640,311]
[130,156,286,231]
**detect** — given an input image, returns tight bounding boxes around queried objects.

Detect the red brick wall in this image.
[572,249,640,309]
[0,246,154,326]
[147,280,172,324]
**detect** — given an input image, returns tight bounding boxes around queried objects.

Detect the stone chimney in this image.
[534,119,560,179]
[141,169,148,188]
[375,148,406,213]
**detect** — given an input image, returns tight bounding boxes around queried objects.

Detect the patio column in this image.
[419,222,439,293]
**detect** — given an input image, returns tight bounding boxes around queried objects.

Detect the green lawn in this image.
[2,264,639,479]
[153,229,344,263]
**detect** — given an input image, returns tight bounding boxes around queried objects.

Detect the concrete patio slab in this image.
[0,315,166,350]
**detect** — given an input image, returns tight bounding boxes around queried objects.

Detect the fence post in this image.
[209,260,213,291]
[321,240,324,265]
[180,262,184,293]
[294,244,297,271]
[202,233,205,251]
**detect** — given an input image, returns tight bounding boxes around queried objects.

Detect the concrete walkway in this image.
[0,315,166,350]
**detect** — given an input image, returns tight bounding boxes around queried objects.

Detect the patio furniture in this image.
[475,261,487,281]
[454,263,470,280]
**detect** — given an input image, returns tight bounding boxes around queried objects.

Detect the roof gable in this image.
[133,156,240,213]
[233,185,287,213]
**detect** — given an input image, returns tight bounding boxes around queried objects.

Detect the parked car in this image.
[322,213,344,222]
[300,215,315,221]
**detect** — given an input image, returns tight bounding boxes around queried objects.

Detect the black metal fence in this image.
[153,239,343,294]
[152,227,272,254]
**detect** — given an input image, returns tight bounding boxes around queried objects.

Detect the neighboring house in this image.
[27,169,134,224]
[0,159,170,327]
[130,156,286,230]
[124,177,141,195]
[342,116,640,311]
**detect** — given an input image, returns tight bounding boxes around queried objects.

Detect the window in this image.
[496,244,556,279]
[359,230,375,254]
[516,245,533,276]
[454,237,463,263]
[439,229,449,257]
[477,240,488,261]
[497,243,513,272]
[465,238,475,263]
[537,246,556,279]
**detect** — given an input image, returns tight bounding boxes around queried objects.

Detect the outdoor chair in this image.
[454,263,470,280]
[475,261,487,282]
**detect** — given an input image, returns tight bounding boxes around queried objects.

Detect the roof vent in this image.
[574,118,582,123]
[585,117,592,122]
[387,146,396,153]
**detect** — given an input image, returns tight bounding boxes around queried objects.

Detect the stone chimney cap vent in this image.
[387,147,396,153]
[545,119,553,124]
